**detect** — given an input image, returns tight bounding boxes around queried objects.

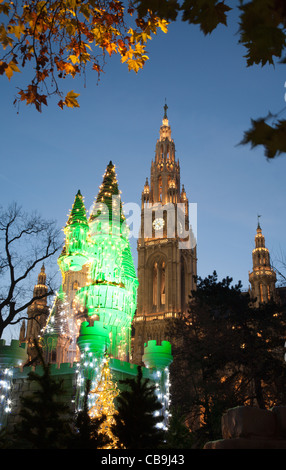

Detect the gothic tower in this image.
[249,218,276,306]
[132,105,197,365]
[20,264,49,361]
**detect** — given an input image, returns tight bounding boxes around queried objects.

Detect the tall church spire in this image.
[160,101,172,142]
[133,107,197,365]
[22,264,49,361]
[249,219,276,306]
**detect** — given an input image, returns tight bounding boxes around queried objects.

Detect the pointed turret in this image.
[149,103,180,205]
[249,218,277,306]
[160,101,172,142]
[23,264,49,362]
[58,190,89,272]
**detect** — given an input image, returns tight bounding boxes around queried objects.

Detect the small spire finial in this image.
[257,214,262,229]
[163,99,168,120]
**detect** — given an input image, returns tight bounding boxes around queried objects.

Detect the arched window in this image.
[73,280,79,290]
[153,262,158,306]
[161,262,165,305]
[152,259,166,311]
[259,283,264,303]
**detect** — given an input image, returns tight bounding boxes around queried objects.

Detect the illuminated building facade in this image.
[132,105,197,365]
[249,218,277,307]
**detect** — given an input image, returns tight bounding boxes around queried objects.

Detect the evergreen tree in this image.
[69,379,111,449]
[14,341,71,449]
[169,271,286,446]
[163,407,194,449]
[111,366,166,449]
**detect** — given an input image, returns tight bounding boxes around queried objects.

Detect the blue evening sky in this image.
[0,5,286,339]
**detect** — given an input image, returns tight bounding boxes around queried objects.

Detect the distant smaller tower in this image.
[249,217,276,306]
[20,264,49,362]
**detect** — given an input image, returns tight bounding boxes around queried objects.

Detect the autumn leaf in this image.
[8,23,25,40]
[240,116,286,159]
[69,54,79,64]
[238,0,286,67]
[181,0,232,35]
[60,90,80,108]
[0,0,171,111]
[5,60,20,80]
[18,85,47,112]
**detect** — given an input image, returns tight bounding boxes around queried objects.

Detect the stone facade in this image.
[204,406,286,449]
[132,106,197,365]
[249,220,277,307]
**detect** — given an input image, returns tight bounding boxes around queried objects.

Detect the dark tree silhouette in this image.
[14,341,71,449]
[112,366,166,449]
[169,271,286,447]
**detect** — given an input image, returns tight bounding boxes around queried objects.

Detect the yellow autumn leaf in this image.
[127,57,147,73]
[64,90,80,108]
[5,60,20,80]
[157,18,168,34]
[69,54,79,64]
[9,23,25,40]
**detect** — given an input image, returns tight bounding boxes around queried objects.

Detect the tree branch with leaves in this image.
[0,0,168,111]
[135,0,286,159]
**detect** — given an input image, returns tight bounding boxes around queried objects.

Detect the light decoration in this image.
[74,348,119,449]
[58,190,90,273]
[75,161,138,360]
[153,367,171,430]
[142,340,173,430]
[0,339,27,430]
[88,355,119,449]
[0,368,13,429]
[42,288,71,336]
[74,348,104,412]
[40,287,75,361]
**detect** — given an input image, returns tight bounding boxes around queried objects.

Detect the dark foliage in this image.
[112,366,166,449]
[169,271,286,447]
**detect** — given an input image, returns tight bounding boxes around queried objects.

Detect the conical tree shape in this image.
[89,356,119,449]
[58,190,89,272]
[76,162,138,359]
[90,161,125,224]
[111,366,166,449]
[67,190,89,227]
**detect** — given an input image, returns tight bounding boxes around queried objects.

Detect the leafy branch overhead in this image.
[0,1,285,159]
[135,0,286,159]
[0,0,168,110]
[240,114,286,160]
[135,0,286,65]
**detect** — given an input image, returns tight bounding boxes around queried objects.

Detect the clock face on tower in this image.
[153,217,165,231]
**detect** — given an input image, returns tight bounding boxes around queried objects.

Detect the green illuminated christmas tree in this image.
[90,161,124,223]
[67,189,89,226]
[76,162,138,360]
[58,190,90,272]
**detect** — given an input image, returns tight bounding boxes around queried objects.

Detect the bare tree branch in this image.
[0,203,62,338]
